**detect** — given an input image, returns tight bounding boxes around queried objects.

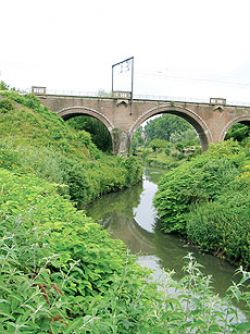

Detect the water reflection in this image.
[86,167,239,295]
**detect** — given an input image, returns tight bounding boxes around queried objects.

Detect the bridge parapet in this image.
[112,91,132,99]
[32,86,46,95]
[210,97,226,105]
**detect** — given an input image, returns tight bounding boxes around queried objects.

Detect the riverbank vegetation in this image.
[132,111,250,270]
[0,89,142,204]
[0,86,249,332]
[154,139,250,270]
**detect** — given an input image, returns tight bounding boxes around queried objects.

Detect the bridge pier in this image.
[112,129,129,156]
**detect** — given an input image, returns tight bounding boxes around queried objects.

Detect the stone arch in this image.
[58,106,115,151]
[129,105,212,151]
[220,115,250,141]
[58,106,114,132]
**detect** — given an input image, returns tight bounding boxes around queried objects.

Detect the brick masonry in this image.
[39,95,250,155]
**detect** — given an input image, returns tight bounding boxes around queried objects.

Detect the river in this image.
[86,167,239,296]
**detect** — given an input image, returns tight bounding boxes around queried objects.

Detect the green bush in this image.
[0,97,14,113]
[187,172,250,269]
[154,140,250,268]
[149,138,167,152]
[0,91,142,204]
[124,156,143,186]
[154,141,244,233]
[0,90,249,332]
[1,169,249,333]
[0,80,9,90]
[225,123,250,142]
[0,168,151,332]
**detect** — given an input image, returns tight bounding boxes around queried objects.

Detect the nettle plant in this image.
[0,172,250,333]
[155,254,250,334]
[0,216,68,333]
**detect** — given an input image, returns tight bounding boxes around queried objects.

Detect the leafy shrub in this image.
[154,141,244,234]
[225,123,250,142]
[60,158,92,203]
[187,172,250,269]
[0,91,142,204]
[149,138,167,152]
[0,168,150,332]
[1,90,249,332]
[0,169,249,333]
[0,97,14,113]
[124,156,143,186]
[154,140,250,268]
[0,80,9,90]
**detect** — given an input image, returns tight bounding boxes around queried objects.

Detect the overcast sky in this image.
[1,0,250,104]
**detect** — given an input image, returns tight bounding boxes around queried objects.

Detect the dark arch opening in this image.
[225,120,250,143]
[66,114,113,153]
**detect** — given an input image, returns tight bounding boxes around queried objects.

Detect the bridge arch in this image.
[57,106,114,132]
[129,105,213,150]
[220,115,250,141]
[58,106,115,152]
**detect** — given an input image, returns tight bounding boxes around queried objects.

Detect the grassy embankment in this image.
[154,140,250,270]
[0,90,249,333]
[0,91,142,204]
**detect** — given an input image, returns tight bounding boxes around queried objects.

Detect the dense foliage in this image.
[225,123,250,142]
[154,140,250,269]
[0,88,249,332]
[132,114,200,151]
[0,168,155,332]
[67,116,113,152]
[144,114,198,144]
[0,80,10,90]
[0,91,142,204]
[145,138,200,168]
[0,171,249,332]
[132,114,200,168]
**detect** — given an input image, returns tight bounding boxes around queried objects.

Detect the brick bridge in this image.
[37,91,250,155]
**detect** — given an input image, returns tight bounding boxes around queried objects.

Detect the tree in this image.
[225,123,250,142]
[149,138,168,152]
[0,80,9,90]
[144,114,198,145]
[131,126,144,153]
